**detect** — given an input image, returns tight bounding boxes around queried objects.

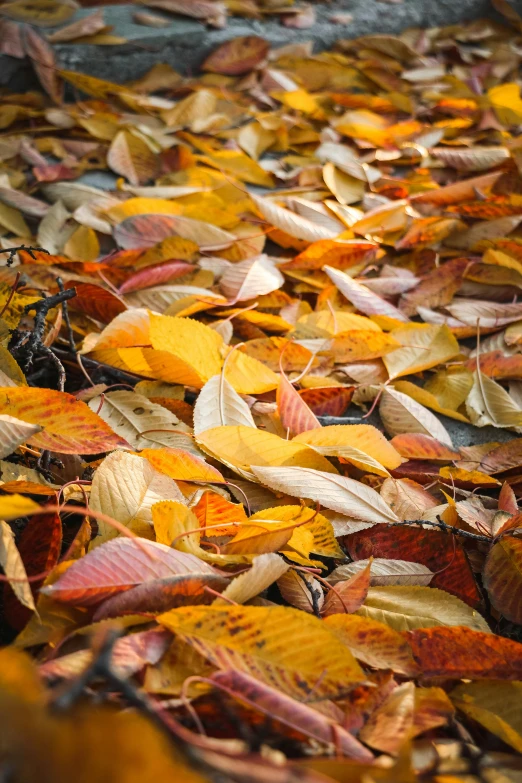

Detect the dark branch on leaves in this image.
[0,245,49,267]
[387,516,522,543]
[10,287,76,390]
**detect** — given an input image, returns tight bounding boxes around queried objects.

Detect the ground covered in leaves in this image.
[1,3,522,782]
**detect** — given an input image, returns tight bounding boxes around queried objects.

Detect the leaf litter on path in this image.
[1,6,522,782]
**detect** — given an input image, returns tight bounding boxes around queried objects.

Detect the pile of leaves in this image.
[1,3,522,781]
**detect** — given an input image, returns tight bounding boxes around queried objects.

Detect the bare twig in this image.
[0,245,48,267]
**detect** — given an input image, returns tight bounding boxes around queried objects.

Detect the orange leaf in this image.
[192,491,248,536]
[407,626,522,679]
[0,388,127,454]
[390,433,461,461]
[298,386,354,417]
[276,371,320,437]
[281,239,377,272]
[138,447,225,483]
[321,561,370,616]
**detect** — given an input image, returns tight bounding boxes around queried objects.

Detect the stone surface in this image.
[3,0,522,86]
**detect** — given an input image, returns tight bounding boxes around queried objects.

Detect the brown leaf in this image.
[202,35,269,75]
[23,26,63,104]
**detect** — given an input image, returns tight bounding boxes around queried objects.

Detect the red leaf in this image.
[298,387,354,417]
[406,626,522,679]
[42,537,217,606]
[210,669,373,761]
[67,283,127,324]
[340,524,481,607]
[92,573,229,620]
[3,512,62,630]
[118,261,195,294]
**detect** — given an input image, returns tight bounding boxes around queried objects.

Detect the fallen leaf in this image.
[357,586,490,632]
[483,538,522,624]
[0,387,127,454]
[201,35,269,75]
[43,537,216,605]
[158,603,366,700]
[251,466,400,524]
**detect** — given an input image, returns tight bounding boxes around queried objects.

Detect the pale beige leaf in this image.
[325,265,409,323]
[90,450,186,543]
[466,370,522,430]
[357,586,491,632]
[193,374,255,435]
[0,520,35,612]
[215,553,289,605]
[277,569,323,614]
[379,387,453,446]
[219,254,284,301]
[107,130,158,186]
[88,390,196,451]
[430,146,509,171]
[0,415,42,459]
[251,466,400,524]
[447,299,522,328]
[251,194,339,242]
[36,199,71,254]
[380,478,439,521]
[330,558,434,587]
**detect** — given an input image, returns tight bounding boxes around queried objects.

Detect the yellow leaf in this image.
[488,82,522,126]
[356,586,491,632]
[199,148,274,188]
[223,349,279,394]
[63,225,100,262]
[393,380,470,423]
[274,88,322,116]
[293,424,403,470]
[157,604,365,700]
[105,197,183,223]
[451,682,522,753]
[196,424,338,480]
[383,324,460,380]
[298,309,381,335]
[149,313,224,387]
[0,494,40,520]
[249,505,344,559]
